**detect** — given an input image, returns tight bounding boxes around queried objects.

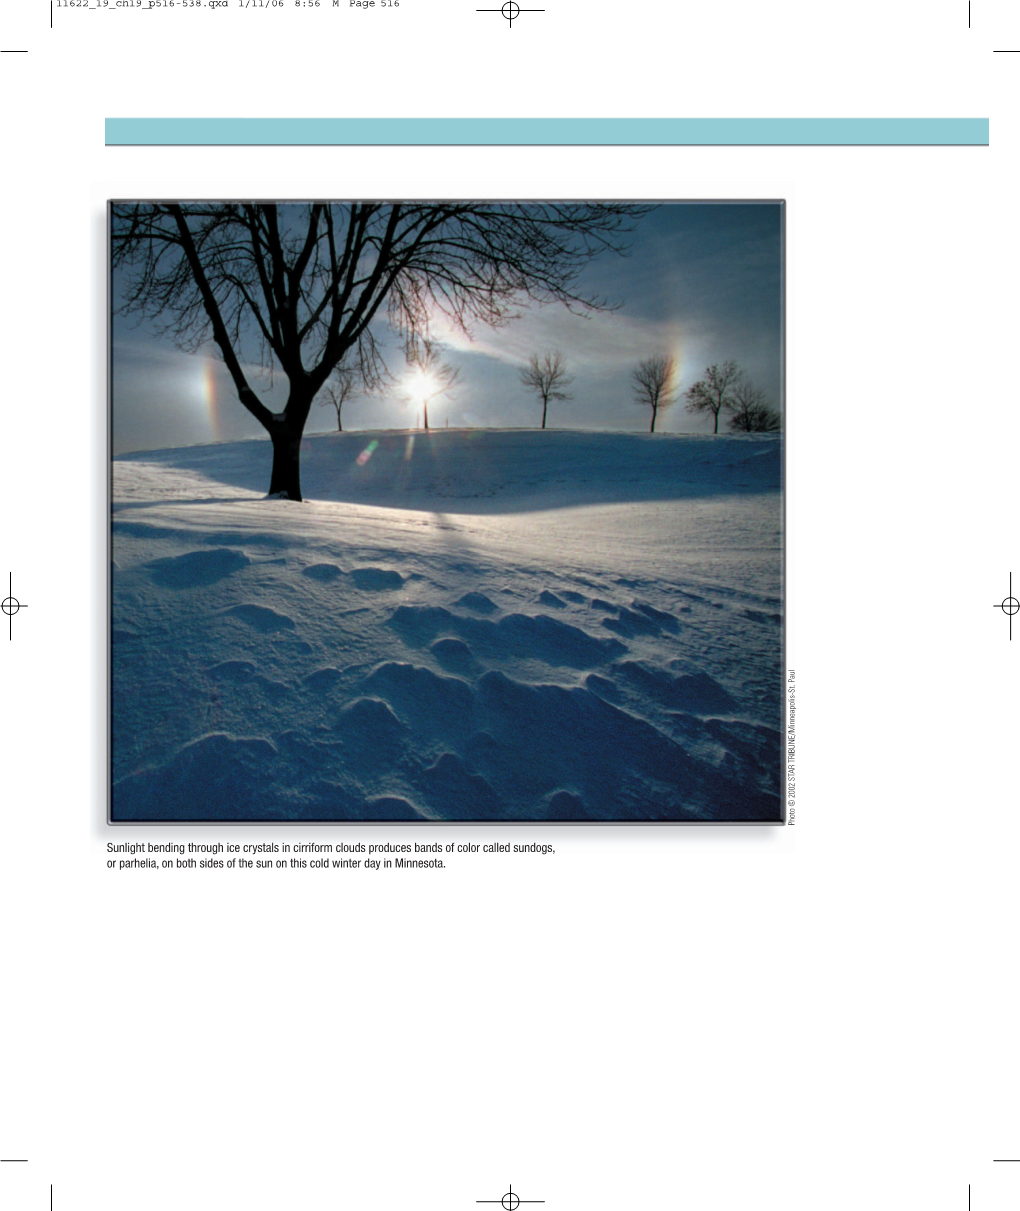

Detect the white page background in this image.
[1,8,1016,1211]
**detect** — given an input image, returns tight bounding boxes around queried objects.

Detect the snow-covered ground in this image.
[111,429,783,822]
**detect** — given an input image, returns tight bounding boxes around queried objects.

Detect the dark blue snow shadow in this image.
[349,567,404,591]
[111,733,280,820]
[430,637,476,674]
[303,562,343,582]
[538,590,567,609]
[743,608,783,624]
[114,431,782,515]
[112,724,429,821]
[455,592,498,614]
[333,696,408,769]
[416,752,503,820]
[613,661,737,714]
[468,670,779,821]
[583,672,622,702]
[631,600,682,630]
[545,789,591,820]
[148,547,250,588]
[302,564,405,591]
[302,666,345,694]
[361,662,477,735]
[601,607,666,639]
[684,715,782,774]
[387,604,625,669]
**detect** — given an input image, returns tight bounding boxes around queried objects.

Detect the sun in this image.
[407,366,439,405]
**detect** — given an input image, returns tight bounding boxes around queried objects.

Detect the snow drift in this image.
[111,429,783,823]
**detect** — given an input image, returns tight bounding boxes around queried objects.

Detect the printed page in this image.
[0,4,1012,1211]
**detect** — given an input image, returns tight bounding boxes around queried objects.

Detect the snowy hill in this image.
[111,429,783,822]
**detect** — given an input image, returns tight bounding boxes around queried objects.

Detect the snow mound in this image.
[221,603,296,633]
[303,562,343,582]
[148,547,251,588]
[349,567,404,591]
[114,733,281,821]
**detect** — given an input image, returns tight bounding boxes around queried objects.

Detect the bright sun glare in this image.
[407,367,439,404]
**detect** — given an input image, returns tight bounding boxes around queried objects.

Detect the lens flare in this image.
[356,439,379,467]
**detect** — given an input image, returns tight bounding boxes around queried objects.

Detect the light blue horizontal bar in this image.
[105,117,990,146]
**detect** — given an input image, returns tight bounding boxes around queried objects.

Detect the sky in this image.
[111,203,782,455]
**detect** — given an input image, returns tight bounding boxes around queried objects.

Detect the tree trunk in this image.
[267,382,315,501]
[713,409,719,434]
[424,400,430,431]
[650,406,657,433]
[268,427,304,501]
[337,409,343,432]
[542,398,548,429]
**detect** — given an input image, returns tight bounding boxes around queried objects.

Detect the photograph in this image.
[110,199,784,822]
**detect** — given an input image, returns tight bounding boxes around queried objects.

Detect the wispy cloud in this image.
[424,304,694,373]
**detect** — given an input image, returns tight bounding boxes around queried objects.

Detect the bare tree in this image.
[319,364,360,432]
[632,355,678,433]
[519,350,574,429]
[111,202,652,500]
[725,381,782,432]
[406,340,459,431]
[684,360,744,434]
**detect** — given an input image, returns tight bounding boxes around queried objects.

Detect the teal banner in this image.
[105,117,990,146]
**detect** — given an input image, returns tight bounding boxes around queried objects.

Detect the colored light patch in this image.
[356,439,379,467]
[202,356,225,442]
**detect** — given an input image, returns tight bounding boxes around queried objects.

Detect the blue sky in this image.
[111,202,782,454]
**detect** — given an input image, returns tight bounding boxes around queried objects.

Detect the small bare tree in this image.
[684,360,743,434]
[632,356,678,433]
[406,340,459,431]
[519,350,574,429]
[319,364,359,432]
[725,381,782,432]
